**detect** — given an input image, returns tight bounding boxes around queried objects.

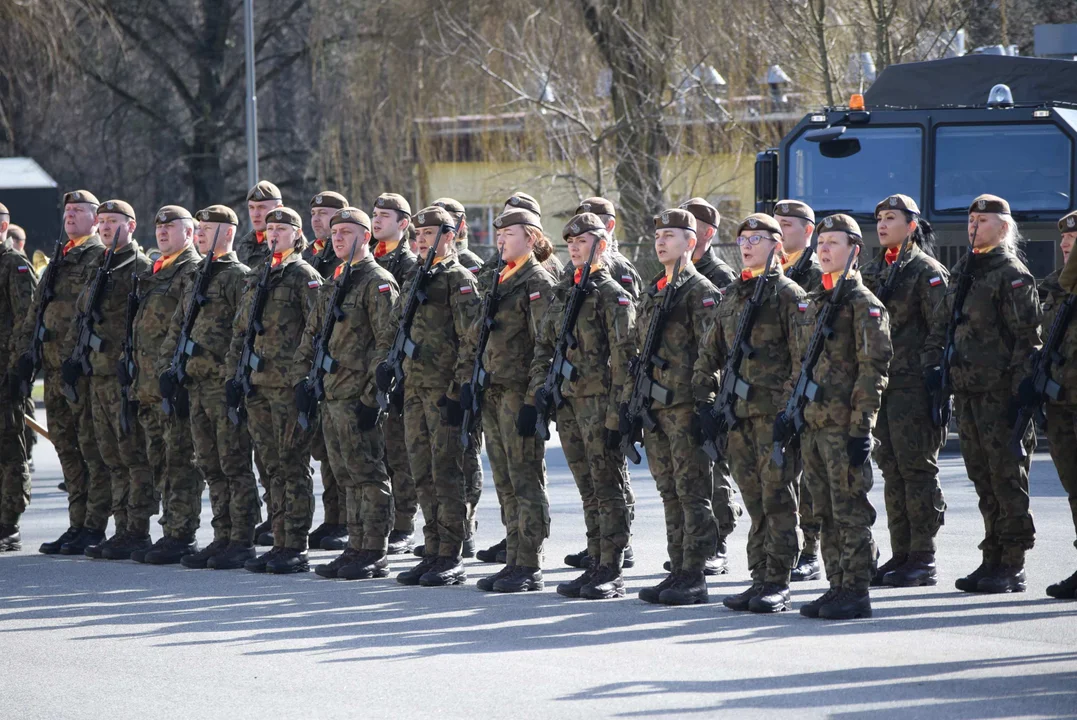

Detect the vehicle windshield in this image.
[933,124,1072,213]
[786,126,923,217]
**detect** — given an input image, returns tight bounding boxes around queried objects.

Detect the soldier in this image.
[65,200,152,560]
[632,208,721,606]
[388,206,479,585]
[369,192,419,555]
[574,197,642,298]
[540,213,636,600]
[861,195,949,588]
[298,207,399,580]
[470,208,556,593]
[0,203,38,551]
[773,199,824,582]
[231,207,322,574]
[504,193,563,277]
[236,180,283,269]
[697,214,806,613]
[926,195,1041,594]
[7,223,27,253]
[303,190,348,552]
[161,206,259,570]
[7,225,37,478]
[432,198,485,274]
[787,214,892,620]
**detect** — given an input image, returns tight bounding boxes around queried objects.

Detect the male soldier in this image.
[433,198,485,274]
[631,208,721,606]
[370,192,418,554]
[231,207,322,574]
[9,224,40,477]
[773,199,824,582]
[0,204,38,551]
[297,207,399,580]
[303,190,348,552]
[65,200,152,560]
[575,197,643,299]
[236,180,283,269]
[698,214,807,613]
[387,206,479,585]
[8,223,27,253]
[161,206,259,570]
[15,190,111,555]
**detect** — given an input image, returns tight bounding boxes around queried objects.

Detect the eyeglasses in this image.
[736,234,769,246]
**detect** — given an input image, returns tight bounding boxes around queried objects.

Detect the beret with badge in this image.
[413,206,456,229]
[819,213,863,240]
[506,192,541,216]
[494,209,542,231]
[680,197,720,227]
[265,207,303,228]
[246,180,281,202]
[98,199,136,220]
[875,194,920,218]
[197,205,239,225]
[310,191,348,209]
[562,212,605,239]
[736,213,782,238]
[773,199,815,223]
[576,196,615,217]
[155,205,193,224]
[330,207,372,231]
[654,208,696,233]
[432,197,466,216]
[64,189,101,207]
[969,194,1010,215]
[373,193,412,216]
[1059,210,1077,234]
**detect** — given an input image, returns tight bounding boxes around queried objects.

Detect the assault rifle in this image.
[875,235,912,306]
[785,243,816,287]
[931,235,976,428]
[117,272,140,435]
[460,250,508,448]
[225,255,272,426]
[13,225,65,402]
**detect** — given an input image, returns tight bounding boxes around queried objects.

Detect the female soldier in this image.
[861,195,949,588]
[925,195,1041,594]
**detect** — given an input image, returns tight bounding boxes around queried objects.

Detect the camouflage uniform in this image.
[1039,270,1077,551]
[794,271,892,592]
[536,266,636,567]
[235,229,271,270]
[0,242,37,529]
[862,244,949,555]
[293,255,398,552]
[229,250,321,550]
[608,250,643,299]
[159,251,258,544]
[697,269,807,584]
[541,251,565,278]
[925,248,1041,568]
[457,246,485,275]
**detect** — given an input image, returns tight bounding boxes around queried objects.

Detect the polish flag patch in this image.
[1011,278,1025,289]
[468,266,480,273]
[529,291,542,301]
[307,279,320,289]
[621,274,633,284]
[798,302,809,312]
[869,307,882,318]
[929,276,942,287]
[702,296,716,308]
[460,285,474,295]
[618,296,631,306]
[378,283,391,293]
[17,265,30,274]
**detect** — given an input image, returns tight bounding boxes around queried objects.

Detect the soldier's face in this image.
[416,225,454,259]
[817,231,857,273]
[1061,232,1075,265]
[654,228,695,268]
[310,206,334,239]
[372,209,407,241]
[248,199,281,232]
[495,224,532,262]
[566,232,604,267]
[876,210,914,249]
[156,219,190,255]
[266,222,298,252]
[739,232,778,270]
[968,212,1004,248]
[97,213,133,247]
[64,203,97,238]
[331,223,369,260]
[776,216,811,252]
[196,222,234,255]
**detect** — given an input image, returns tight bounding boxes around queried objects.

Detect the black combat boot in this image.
[337,551,390,580]
[883,552,937,587]
[799,587,842,618]
[0,524,21,552]
[817,588,872,619]
[315,548,362,579]
[101,532,152,561]
[419,556,467,587]
[254,519,274,547]
[144,535,197,565]
[321,534,347,551]
[748,583,792,613]
[84,530,121,559]
[209,542,256,570]
[556,563,598,598]
[870,553,908,586]
[639,571,680,604]
[387,530,414,555]
[266,548,310,574]
[580,565,625,600]
[564,548,594,569]
[132,536,167,563]
[397,555,438,585]
[308,523,346,550]
[462,536,476,558]
[790,553,821,582]
[955,562,997,593]
[40,527,80,555]
[412,545,428,558]
[976,565,1026,594]
[659,570,708,605]
[57,481,67,492]
[244,547,282,573]
[60,528,104,555]
[493,565,543,593]
[476,564,515,592]
[180,539,230,569]
[1046,569,1077,599]
[476,538,507,564]
[723,583,763,611]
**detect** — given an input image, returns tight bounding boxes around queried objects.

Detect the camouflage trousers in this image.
[24,398,36,466]
[955,391,1036,566]
[46,371,108,530]
[802,426,878,592]
[247,388,315,550]
[1046,403,1077,551]
[189,381,259,544]
[87,376,154,535]
[558,394,630,567]
[384,409,417,534]
[464,423,483,538]
[726,416,802,585]
[712,458,742,540]
[322,398,393,553]
[0,394,30,526]
[646,405,717,573]
[139,402,202,540]
[310,422,343,525]
[482,384,550,567]
[403,387,468,558]
[799,471,820,557]
[873,385,946,554]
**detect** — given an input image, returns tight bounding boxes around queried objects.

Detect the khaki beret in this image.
[875,194,920,218]
[196,205,239,225]
[773,199,815,223]
[493,209,542,231]
[246,180,281,202]
[1059,211,1077,234]
[413,206,456,229]
[969,194,1010,215]
[330,207,372,230]
[736,213,783,238]
[432,197,466,216]
[98,199,136,220]
[265,207,302,228]
[64,189,100,207]
[506,192,541,216]
[8,224,25,243]
[310,191,348,210]
[155,205,193,225]
[562,212,606,240]
[654,208,696,233]
[680,197,720,227]
[819,213,862,239]
[576,197,615,217]
[373,193,412,216]
[0,202,8,216]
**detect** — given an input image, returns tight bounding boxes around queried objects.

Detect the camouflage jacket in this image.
[795,272,893,437]
[158,251,250,385]
[861,243,949,389]
[1036,270,1077,407]
[132,244,200,403]
[375,242,418,287]
[632,262,720,409]
[785,248,823,292]
[396,257,480,396]
[696,270,806,419]
[477,253,556,397]
[560,250,643,300]
[457,246,485,276]
[535,266,638,430]
[695,248,738,289]
[293,254,398,405]
[0,244,38,374]
[65,241,151,378]
[542,252,565,279]
[235,229,270,270]
[924,247,1041,396]
[302,238,342,280]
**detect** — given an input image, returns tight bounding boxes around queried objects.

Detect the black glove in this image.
[1015,376,1040,409]
[533,387,550,414]
[923,365,943,395]
[224,378,242,408]
[772,410,792,443]
[459,382,474,413]
[618,402,633,436]
[437,394,464,426]
[158,370,175,399]
[356,400,382,431]
[604,427,621,451]
[1006,397,1020,429]
[60,358,82,387]
[294,381,312,415]
[375,361,393,393]
[171,386,190,419]
[516,403,538,437]
[696,404,720,443]
[847,435,872,468]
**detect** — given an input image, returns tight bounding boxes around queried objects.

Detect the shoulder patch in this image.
[929,276,942,287]
[468,265,480,273]
[17,265,30,274]
[378,282,391,293]
[459,285,474,295]
[1011,278,1026,289]
[702,296,716,308]
[798,302,809,312]
[529,290,542,301]
[621,274,633,284]
[618,296,631,306]
[868,306,882,318]
[307,279,320,289]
